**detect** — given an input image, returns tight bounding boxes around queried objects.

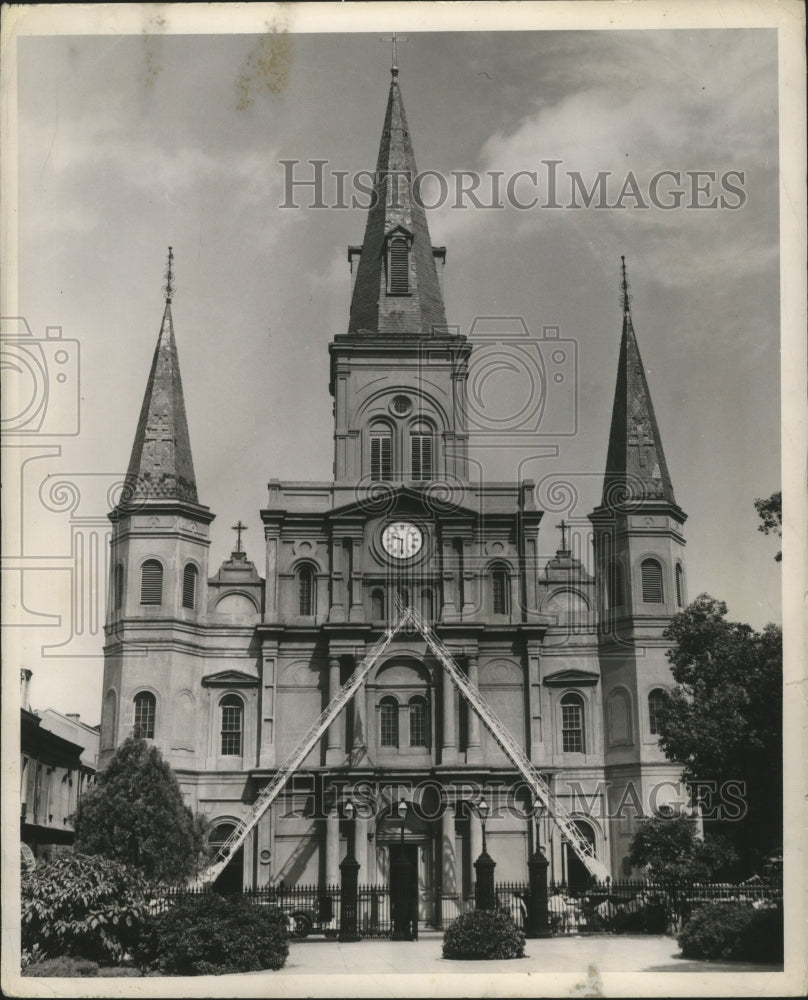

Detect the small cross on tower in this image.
[628,422,654,467]
[232,520,247,554]
[556,519,570,553]
[380,32,408,74]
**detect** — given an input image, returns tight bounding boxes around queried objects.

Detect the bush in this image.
[134,893,289,975]
[679,902,752,959]
[738,903,784,964]
[443,909,525,961]
[21,853,151,965]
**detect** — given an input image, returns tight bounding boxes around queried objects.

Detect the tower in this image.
[589,258,689,876]
[100,250,215,767]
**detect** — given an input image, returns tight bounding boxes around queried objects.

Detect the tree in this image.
[74,736,208,884]
[754,490,781,561]
[657,595,782,873]
[628,813,736,885]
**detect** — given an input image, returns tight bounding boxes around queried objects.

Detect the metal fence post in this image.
[474,851,496,911]
[338,855,360,942]
[526,845,551,937]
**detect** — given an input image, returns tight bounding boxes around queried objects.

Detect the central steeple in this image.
[347,66,448,337]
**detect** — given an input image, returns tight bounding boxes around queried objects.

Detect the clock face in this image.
[381,522,423,560]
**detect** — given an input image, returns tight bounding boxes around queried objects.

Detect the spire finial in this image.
[232,519,247,554]
[380,33,408,76]
[619,255,632,315]
[556,518,570,552]
[163,246,175,304]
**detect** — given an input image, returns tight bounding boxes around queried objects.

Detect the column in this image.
[264,531,279,622]
[355,814,369,881]
[442,666,456,761]
[441,804,458,925]
[441,539,457,620]
[470,811,483,876]
[466,657,481,764]
[329,535,345,622]
[259,647,277,768]
[325,808,340,885]
[326,658,344,764]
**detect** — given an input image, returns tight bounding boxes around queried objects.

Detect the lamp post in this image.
[392,797,414,941]
[526,797,551,938]
[473,795,496,911]
[338,799,360,942]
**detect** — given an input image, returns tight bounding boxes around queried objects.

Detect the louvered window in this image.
[388,237,409,294]
[298,567,315,616]
[140,560,163,605]
[641,559,664,603]
[492,568,509,614]
[133,692,156,740]
[114,564,124,611]
[648,689,667,736]
[370,429,392,481]
[561,693,585,753]
[380,697,399,747]
[410,434,433,480]
[675,564,684,607]
[182,563,198,610]
[220,695,243,756]
[409,697,428,748]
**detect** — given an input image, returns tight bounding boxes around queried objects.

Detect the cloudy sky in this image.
[7,12,784,723]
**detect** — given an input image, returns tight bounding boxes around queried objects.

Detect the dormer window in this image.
[386,234,410,295]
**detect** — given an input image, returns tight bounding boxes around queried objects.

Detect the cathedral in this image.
[99,63,688,921]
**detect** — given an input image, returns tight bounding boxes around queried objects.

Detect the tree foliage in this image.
[657,595,782,869]
[74,737,208,884]
[628,813,736,885]
[754,490,782,561]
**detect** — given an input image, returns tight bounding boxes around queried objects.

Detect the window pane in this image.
[140,561,163,605]
[492,570,508,614]
[649,690,666,735]
[561,696,584,753]
[134,693,155,740]
[409,699,427,747]
[380,699,399,747]
[675,565,684,607]
[182,564,197,610]
[299,569,314,615]
[641,560,664,603]
[221,698,243,756]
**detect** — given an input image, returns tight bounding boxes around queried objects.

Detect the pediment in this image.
[201,670,259,688]
[329,485,476,519]
[543,668,599,688]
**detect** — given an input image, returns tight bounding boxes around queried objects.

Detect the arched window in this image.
[298,565,315,616]
[491,566,509,614]
[114,563,124,611]
[607,563,624,609]
[140,560,163,605]
[410,423,433,480]
[380,696,399,748]
[371,588,386,621]
[561,692,585,753]
[182,563,198,610]
[370,423,392,481]
[641,559,664,603]
[133,691,156,740]
[675,564,684,607]
[648,688,668,736]
[420,587,433,621]
[220,695,243,756]
[409,696,428,747]
[387,236,409,294]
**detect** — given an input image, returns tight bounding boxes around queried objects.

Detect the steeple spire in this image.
[124,249,199,505]
[602,257,675,507]
[348,64,448,337]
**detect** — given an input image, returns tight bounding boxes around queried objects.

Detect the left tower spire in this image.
[124,248,199,504]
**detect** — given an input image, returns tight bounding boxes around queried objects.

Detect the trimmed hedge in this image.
[443,909,525,961]
[134,893,289,975]
[678,902,783,963]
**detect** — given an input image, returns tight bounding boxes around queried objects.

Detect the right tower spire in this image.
[602,257,675,507]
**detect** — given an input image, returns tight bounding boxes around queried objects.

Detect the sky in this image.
[5,16,783,725]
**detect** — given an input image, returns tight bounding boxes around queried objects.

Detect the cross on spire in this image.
[619,255,632,315]
[232,520,247,554]
[628,422,654,466]
[556,519,570,552]
[163,246,175,304]
[380,32,408,75]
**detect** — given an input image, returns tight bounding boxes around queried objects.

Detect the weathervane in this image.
[232,520,247,554]
[163,246,175,304]
[380,32,408,75]
[619,255,632,315]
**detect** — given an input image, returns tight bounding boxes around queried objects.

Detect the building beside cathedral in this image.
[99,65,688,919]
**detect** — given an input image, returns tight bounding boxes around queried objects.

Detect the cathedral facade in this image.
[100,66,688,921]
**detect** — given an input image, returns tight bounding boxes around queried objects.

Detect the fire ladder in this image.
[194,606,608,886]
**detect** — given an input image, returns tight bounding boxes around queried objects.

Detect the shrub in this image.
[738,903,784,964]
[443,909,525,961]
[21,853,151,965]
[134,893,289,975]
[678,902,757,961]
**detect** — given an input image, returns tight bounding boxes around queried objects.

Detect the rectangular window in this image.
[221,705,242,756]
[562,703,584,753]
[492,570,508,614]
[371,434,392,481]
[410,435,433,480]
[380,701,399,748]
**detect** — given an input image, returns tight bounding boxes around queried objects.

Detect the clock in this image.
[381,521,423,560]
